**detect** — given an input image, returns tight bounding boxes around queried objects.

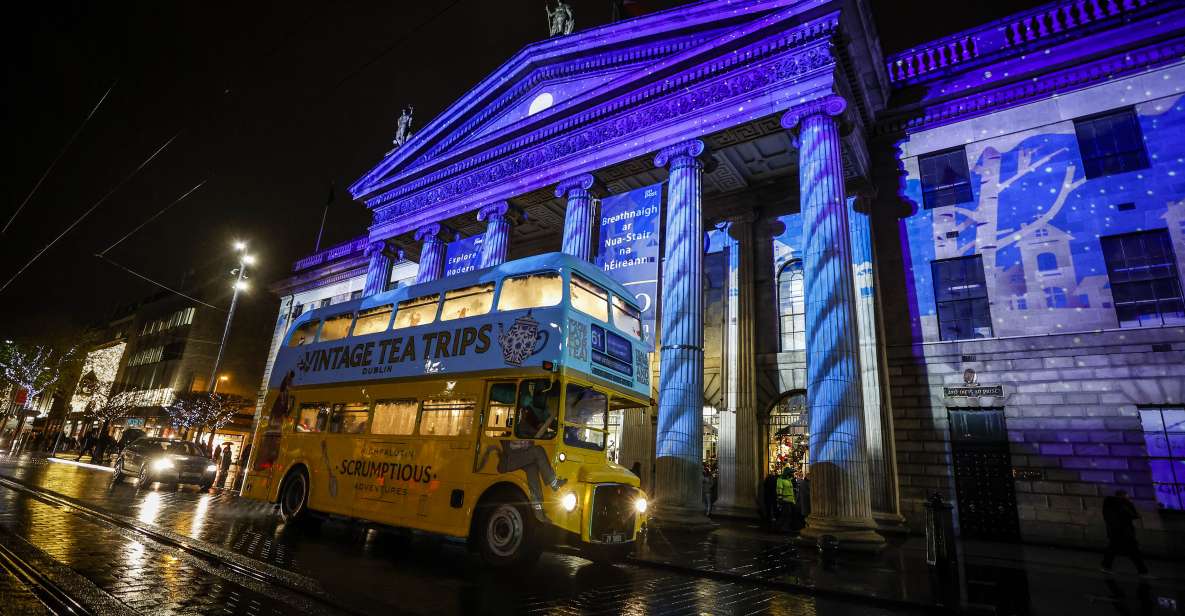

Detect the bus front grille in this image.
[589,484,636,544]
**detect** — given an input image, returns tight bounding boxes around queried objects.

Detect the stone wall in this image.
[888,326,1185,556]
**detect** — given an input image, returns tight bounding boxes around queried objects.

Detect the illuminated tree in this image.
[0,341,79,445]
[166,391,216,441]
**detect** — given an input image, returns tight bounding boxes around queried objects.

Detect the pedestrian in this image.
[239,442,252,467]
[213,443,223,466]
[701,467,716,517]
[216,442,233,488]
[76,429,96,462]
[776,467,797,531]
[798,471,811,519]
[1101,489,1150,576]
[763,471,779,526]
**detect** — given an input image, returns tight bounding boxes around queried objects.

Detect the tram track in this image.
[0,537,95,616]
[0,473,376,616]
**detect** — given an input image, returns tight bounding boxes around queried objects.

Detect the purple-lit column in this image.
[781,96,882,548]
[362,240,397,296]
[414,223,447,284]
[556,174,599,261]
[652,139,714,529]
[477,201,519,269]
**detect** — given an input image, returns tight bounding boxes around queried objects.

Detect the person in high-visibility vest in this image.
[776,467,798,531]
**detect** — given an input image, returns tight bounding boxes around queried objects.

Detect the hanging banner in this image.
[596,183,662,349]
[444,234,483,277]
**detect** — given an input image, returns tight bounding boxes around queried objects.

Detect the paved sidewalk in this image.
[631,518,1185,615]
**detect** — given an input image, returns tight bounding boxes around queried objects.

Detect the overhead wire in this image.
[97,179,206,257]
[4,81,117,234]
[93,253,222,311]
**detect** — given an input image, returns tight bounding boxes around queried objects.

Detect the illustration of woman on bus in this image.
[478,380,566,519]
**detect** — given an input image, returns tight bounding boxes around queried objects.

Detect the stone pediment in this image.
[350,0,848,237]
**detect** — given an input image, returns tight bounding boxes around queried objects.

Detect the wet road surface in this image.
[0,455,927,615]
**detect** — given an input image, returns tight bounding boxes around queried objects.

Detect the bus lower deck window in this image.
[330,403,369,434]
[297,404,329,432]
[515,380,559,440]
[353,304,394,336]
[372,399,418,435]
[289,320,321,347]
[563,384,608,451]
[497,272,562,311]
[570,274,609,322]
[441,283,494,321]
[419,399,475,436]
[393,294,440,329]
[485,383,517,437]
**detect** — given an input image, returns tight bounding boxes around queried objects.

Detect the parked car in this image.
[112,438,217,489]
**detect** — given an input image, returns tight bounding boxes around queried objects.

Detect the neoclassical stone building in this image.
[264,0,1185,552]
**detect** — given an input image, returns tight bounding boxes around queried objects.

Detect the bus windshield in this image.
[563,384,608,451]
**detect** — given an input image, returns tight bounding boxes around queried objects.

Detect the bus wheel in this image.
[279,469,314,525]
[477,496,540,568]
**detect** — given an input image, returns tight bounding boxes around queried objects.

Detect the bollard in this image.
[924,492,960,607]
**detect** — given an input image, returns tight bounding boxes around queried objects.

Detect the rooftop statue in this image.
[392,105,414,148]
[546,1,574,37]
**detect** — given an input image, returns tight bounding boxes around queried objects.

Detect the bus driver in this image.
[478,380,566,520]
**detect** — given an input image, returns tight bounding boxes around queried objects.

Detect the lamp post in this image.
[209,242,253,394]
[212,374,229,394]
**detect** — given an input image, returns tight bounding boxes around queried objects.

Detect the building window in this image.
[932,255,993,341]
[919,147,974,209]
[1043,287,1067,308]
[1101,230,1185,327]
[1139,407,1185,510]
[1036,253,1058,272]
[777,260,805,352]
[1073,108,1149,179]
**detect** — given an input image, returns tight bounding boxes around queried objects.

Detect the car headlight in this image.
[560,492,578,512]
[634,497,648,514]
[151,458,175,472]
[206,464,217,473]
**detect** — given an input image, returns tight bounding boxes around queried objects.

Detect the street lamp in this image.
[209,242,253,393]
[213,374,229,393]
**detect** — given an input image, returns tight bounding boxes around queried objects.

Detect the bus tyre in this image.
[586,543,633,565]
[476,496,541,568]
[279,469,315,526]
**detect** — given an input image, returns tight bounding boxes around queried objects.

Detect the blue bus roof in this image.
[292,251,641,326]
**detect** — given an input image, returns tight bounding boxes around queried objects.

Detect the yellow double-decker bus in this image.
[243,252,651,566]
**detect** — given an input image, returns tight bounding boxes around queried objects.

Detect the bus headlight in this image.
[151,458,175,472]
[557,452,566,463]
[560,492,578,512]
[634,497,648,514]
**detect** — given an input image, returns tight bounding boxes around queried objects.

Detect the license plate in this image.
[602,532,625,544]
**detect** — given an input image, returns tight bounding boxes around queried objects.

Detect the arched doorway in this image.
[763,391,808,476]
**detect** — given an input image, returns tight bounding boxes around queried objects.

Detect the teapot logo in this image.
[497,311,550,367]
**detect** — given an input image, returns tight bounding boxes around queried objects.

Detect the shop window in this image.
[765,391,808,475]
[372,399,418,435]
[288,319,320,347]
[352,304,393,336]
[1101,230,1185,327]
[570,274,609,321]
[440,283,495,321]
[419,399,475,437]
[933,255,993,340]
[611,295,643,340]
[329,402,369,434]
[777,260,805,352]
[497,272,563,311]
[564,384,608,451]
[392,294,439,329]
[919,147,974,209]
[295,403,329,432]
[1139,407,1185,510]
[319,312,354,342]
[1074,108,1149,179]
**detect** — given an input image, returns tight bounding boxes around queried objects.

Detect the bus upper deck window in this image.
[441,282,494,321]
[288,320,321,347]
[320,313,353,342]
[372,399,418,435]
[497,272,562,311]
[611,295,643,340]
[393,294,440,329]
[330,402,369,434]
[353,304,394,336]
[570,274,609,322]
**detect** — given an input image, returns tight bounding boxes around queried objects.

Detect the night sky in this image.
[2,0,1042,340]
